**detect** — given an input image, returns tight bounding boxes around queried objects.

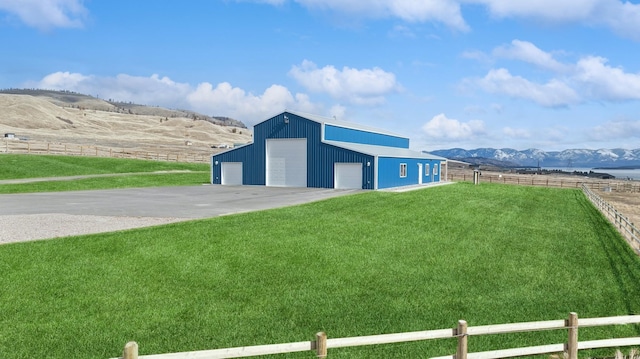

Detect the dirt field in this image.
[598,190,640,227]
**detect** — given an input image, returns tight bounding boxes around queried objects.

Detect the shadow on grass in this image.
[576,191,640,329]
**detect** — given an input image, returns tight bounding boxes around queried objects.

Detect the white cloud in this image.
[503,127,531,139]
[288,60,400,105]
[388,25,416,38]
[492,40,569,72]
[250,0,640,39]
[469,0,601,22]
[574,56,640,101]
[290,0,468,31]
[461,50,493,64]
[466,40,640,106]
[329,104,347,120]
[188,82,320,122]
[422,113,485,139]
[30,71,322,126]
[476,68,579,107]
[38,71,91,89]
[0,0,87,30]
[589,119,640,140]
[469,0,640,39]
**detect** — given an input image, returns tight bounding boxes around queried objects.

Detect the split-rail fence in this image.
[582,183,640,253]
[112,313,640,359]
[2,139,212,163]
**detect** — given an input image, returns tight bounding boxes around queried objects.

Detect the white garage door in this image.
[334,163,362,189]
[266,138,307,187]
[221,162,243,185]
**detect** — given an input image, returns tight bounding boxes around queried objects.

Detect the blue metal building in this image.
[211,111,447,190]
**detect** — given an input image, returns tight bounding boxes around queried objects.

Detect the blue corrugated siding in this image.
[324,124,409,148]
[377,157,441,189]
[212,112,375,189]
[211,144,261,185]
[314,143,375,189]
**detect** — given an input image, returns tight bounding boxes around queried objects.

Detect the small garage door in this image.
[334,163,362,189]
[266,138,307,187]
[221,162,243,185]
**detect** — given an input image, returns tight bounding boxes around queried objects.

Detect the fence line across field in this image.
[582,183,640,253]
[448,171,640,192]
[111,313,640,359]
[2,139,212,163]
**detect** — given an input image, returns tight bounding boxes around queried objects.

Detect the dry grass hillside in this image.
[0,93,252,155]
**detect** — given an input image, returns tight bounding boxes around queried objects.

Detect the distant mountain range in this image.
[429,148,640,168]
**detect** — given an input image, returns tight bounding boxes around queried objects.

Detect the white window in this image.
[425,164,430,176]
[433,163,439,176]
[400,163,407,178]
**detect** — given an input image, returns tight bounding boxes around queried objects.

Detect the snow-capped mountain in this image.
[429,148,640,167]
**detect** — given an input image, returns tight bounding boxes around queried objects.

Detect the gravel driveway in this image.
[0,185,361,244]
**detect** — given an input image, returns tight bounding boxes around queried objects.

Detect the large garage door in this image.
[266,138,307,187]
[221,162,243,185]
[334,163,362,189]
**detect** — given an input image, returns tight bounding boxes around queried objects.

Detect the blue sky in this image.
[1,0,640,151]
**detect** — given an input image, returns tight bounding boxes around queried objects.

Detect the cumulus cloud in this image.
[466,40,640,106]
[574,56,640,101]
[492,40,569,72]
[31,71,321,126]
[187,82,320,122]
[469,0,640,40]
[0,0,87,30]
[476,68,579,107]
[248,0,640,39]
[421,113,485,139]
[288,60,400,105]
[38,71,91,89]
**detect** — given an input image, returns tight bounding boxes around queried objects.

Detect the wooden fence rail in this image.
[582,183,640,253]
[111,313,640,359]
[448,171,640,192]
[2,139,212,163]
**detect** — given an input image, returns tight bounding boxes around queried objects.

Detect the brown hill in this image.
[0,93,252,155]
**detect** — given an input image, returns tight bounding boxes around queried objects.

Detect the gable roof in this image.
[278,110,408,140]
[324,140,447,160]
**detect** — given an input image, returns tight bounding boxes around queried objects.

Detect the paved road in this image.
[0,185,362,218]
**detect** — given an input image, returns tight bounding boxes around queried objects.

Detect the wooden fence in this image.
[1,139,211,163]
[448,171,640,192]
[111,313,640,359]
[582,183,640,254]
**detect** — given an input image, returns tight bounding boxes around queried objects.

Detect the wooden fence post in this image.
[316,332,327,358]
[566,312,578,359]
[123,341,138,359]
[456,320,468,359]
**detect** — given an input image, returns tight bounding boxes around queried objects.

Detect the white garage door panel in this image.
[334,163,362,189]
[221,162,243,185]
[266,139,307,187]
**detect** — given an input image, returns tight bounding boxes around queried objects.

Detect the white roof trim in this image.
[324,140,447,160]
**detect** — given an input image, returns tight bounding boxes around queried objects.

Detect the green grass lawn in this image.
[0,172,210,193]
[1,183,639,358]
[0,154,209,179]
[0,154,211,193]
